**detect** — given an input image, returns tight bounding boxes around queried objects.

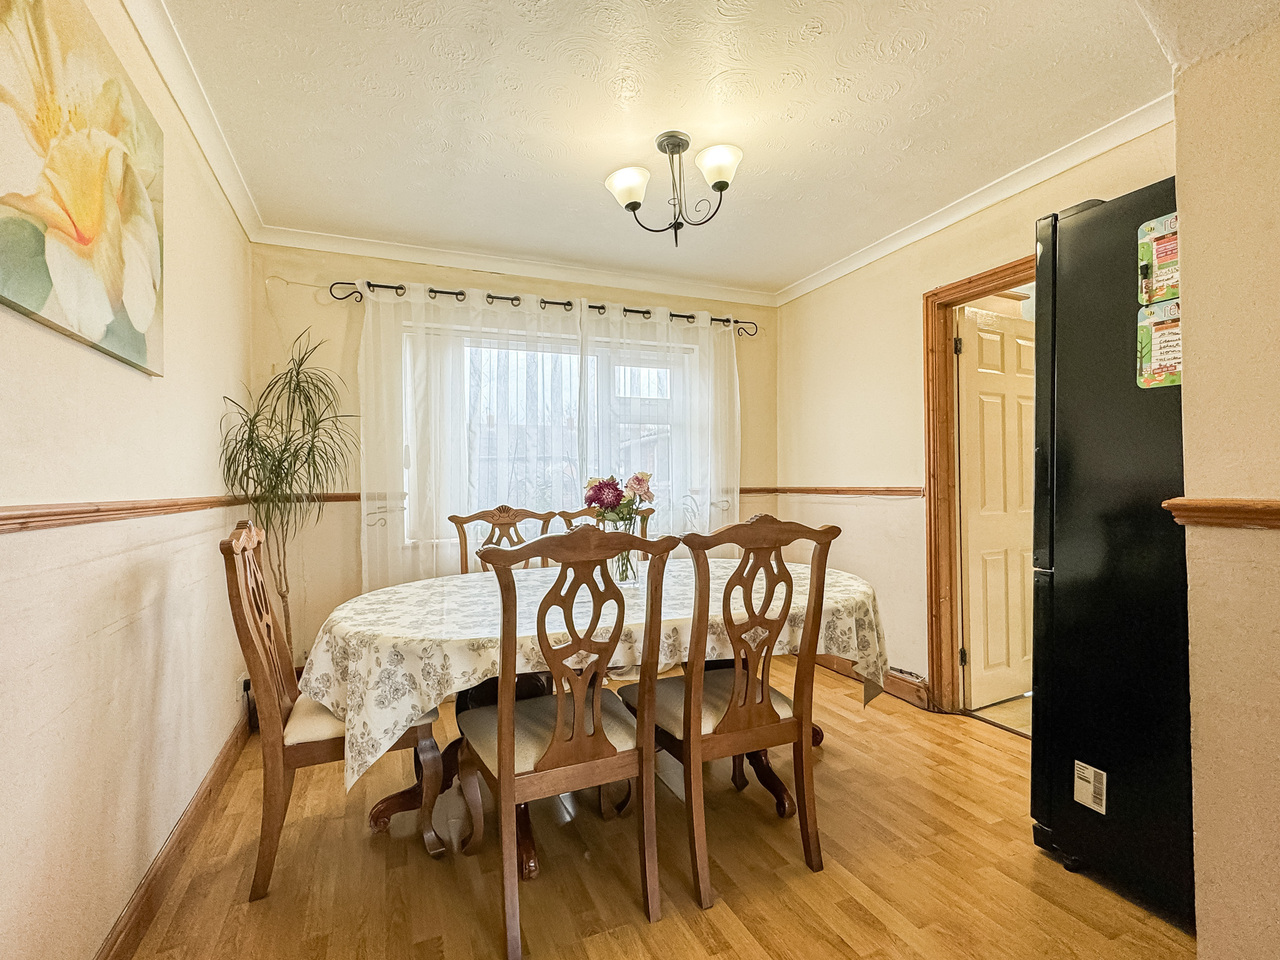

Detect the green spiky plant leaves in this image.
[220,332,357,650]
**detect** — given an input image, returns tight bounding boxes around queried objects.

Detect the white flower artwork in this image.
[0,0,164,374]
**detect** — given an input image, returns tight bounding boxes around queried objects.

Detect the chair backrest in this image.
[478,525,681,778]
[554,506,654,539]
[219,521,299,745]
[448,505,557,574]
[680,515,840,737]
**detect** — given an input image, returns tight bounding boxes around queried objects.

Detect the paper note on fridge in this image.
[1138,212,1179,304]
[1137,300,1182,389]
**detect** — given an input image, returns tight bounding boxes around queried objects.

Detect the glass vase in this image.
[608,518,637,582]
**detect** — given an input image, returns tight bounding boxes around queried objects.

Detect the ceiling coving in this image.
[158,0,1172,300]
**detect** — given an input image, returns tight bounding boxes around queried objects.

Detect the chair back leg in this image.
[793,733,823,872]
[682,754,714,909]
[500,794,523,960]
[250,757,295,901]
[636,771,660,921]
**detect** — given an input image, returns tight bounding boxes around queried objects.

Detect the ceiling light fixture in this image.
[604,131,742,247]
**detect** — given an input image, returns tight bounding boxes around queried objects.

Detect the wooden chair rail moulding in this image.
[1162,497,1280,529]
[0,492,359,535]
[923,255,1037,715]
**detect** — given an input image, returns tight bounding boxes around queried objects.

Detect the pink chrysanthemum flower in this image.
[585,476,624,510]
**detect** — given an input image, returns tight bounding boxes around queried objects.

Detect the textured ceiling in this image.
[1135,0,1280,70]
[163,0,1172,296]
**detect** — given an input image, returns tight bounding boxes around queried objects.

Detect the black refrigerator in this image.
[1030,177,1195,926]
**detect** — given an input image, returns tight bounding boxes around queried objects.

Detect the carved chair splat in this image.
[448,505,558,575]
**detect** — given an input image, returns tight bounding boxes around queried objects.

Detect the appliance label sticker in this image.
[1138,212,1179,304]
[1074,761,1107,815]
[1137,300,1181,389]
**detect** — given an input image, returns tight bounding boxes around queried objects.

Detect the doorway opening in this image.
[923,256,1036,732]
[956,286,1036,735]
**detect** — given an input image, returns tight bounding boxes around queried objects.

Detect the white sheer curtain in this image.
[359,283,739,590]
[578,301,739,538]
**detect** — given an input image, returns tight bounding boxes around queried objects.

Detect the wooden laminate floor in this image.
[132,664,1195,960]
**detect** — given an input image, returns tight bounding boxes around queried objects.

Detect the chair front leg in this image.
[250,754,295,901]
[416,728,446,858]
[516,804,539,881]
[458,741,485,855]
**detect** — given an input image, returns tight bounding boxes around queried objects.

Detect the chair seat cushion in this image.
[619,668,793,737]
[284,695,438,746]
[456,689,637,775]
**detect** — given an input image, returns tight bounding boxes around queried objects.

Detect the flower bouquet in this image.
[584,472,654,582]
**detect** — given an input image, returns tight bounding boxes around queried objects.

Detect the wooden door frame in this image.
[923,255,1036,713]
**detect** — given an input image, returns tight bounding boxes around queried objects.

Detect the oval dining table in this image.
[299,557,889,872]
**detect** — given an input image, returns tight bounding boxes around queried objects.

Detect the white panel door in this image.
[958,306,1035,709]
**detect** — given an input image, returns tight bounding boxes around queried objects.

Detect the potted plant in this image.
[220,331,356,649]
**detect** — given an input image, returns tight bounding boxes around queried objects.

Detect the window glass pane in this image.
[613,365,670,399]
[461,340,585,513]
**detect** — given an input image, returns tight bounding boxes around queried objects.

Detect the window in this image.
[360,289,738,588]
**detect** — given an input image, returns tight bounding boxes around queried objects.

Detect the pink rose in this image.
[625,472,654,503]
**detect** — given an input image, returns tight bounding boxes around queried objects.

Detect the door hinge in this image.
[953,336,963,355]
[959,647,968,667]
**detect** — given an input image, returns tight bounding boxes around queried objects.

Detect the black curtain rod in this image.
[328,279,758,337]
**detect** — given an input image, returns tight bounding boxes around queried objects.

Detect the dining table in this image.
[298,556,889,868]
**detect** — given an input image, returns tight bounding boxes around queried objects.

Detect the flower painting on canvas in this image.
[0,0,164,374]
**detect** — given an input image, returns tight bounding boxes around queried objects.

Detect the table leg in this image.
[369,769,422,834]
[369,736,460,836]
[746,749,796,819]
[598,779,633,819]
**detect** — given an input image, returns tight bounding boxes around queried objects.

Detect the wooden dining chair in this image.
[449,505,558,574]
[220,521,444,900]
[620,514,840,908]
[455,524,681,960]
[554,505,654,538]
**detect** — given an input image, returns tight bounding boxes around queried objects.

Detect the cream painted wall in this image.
[0,2,252,958]
[249,243,778,654]
[1174,16,1280,956]
[776,125,1176,677]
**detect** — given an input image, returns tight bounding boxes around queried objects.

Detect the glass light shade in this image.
[695,144,743,190]
[605,166,650,209]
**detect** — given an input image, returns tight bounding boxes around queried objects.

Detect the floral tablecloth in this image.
[300,558,889,788]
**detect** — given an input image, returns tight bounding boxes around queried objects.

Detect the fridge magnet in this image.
[1137,300,1181,389]
[0,0,165,375]
[1138,213,1178,305]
